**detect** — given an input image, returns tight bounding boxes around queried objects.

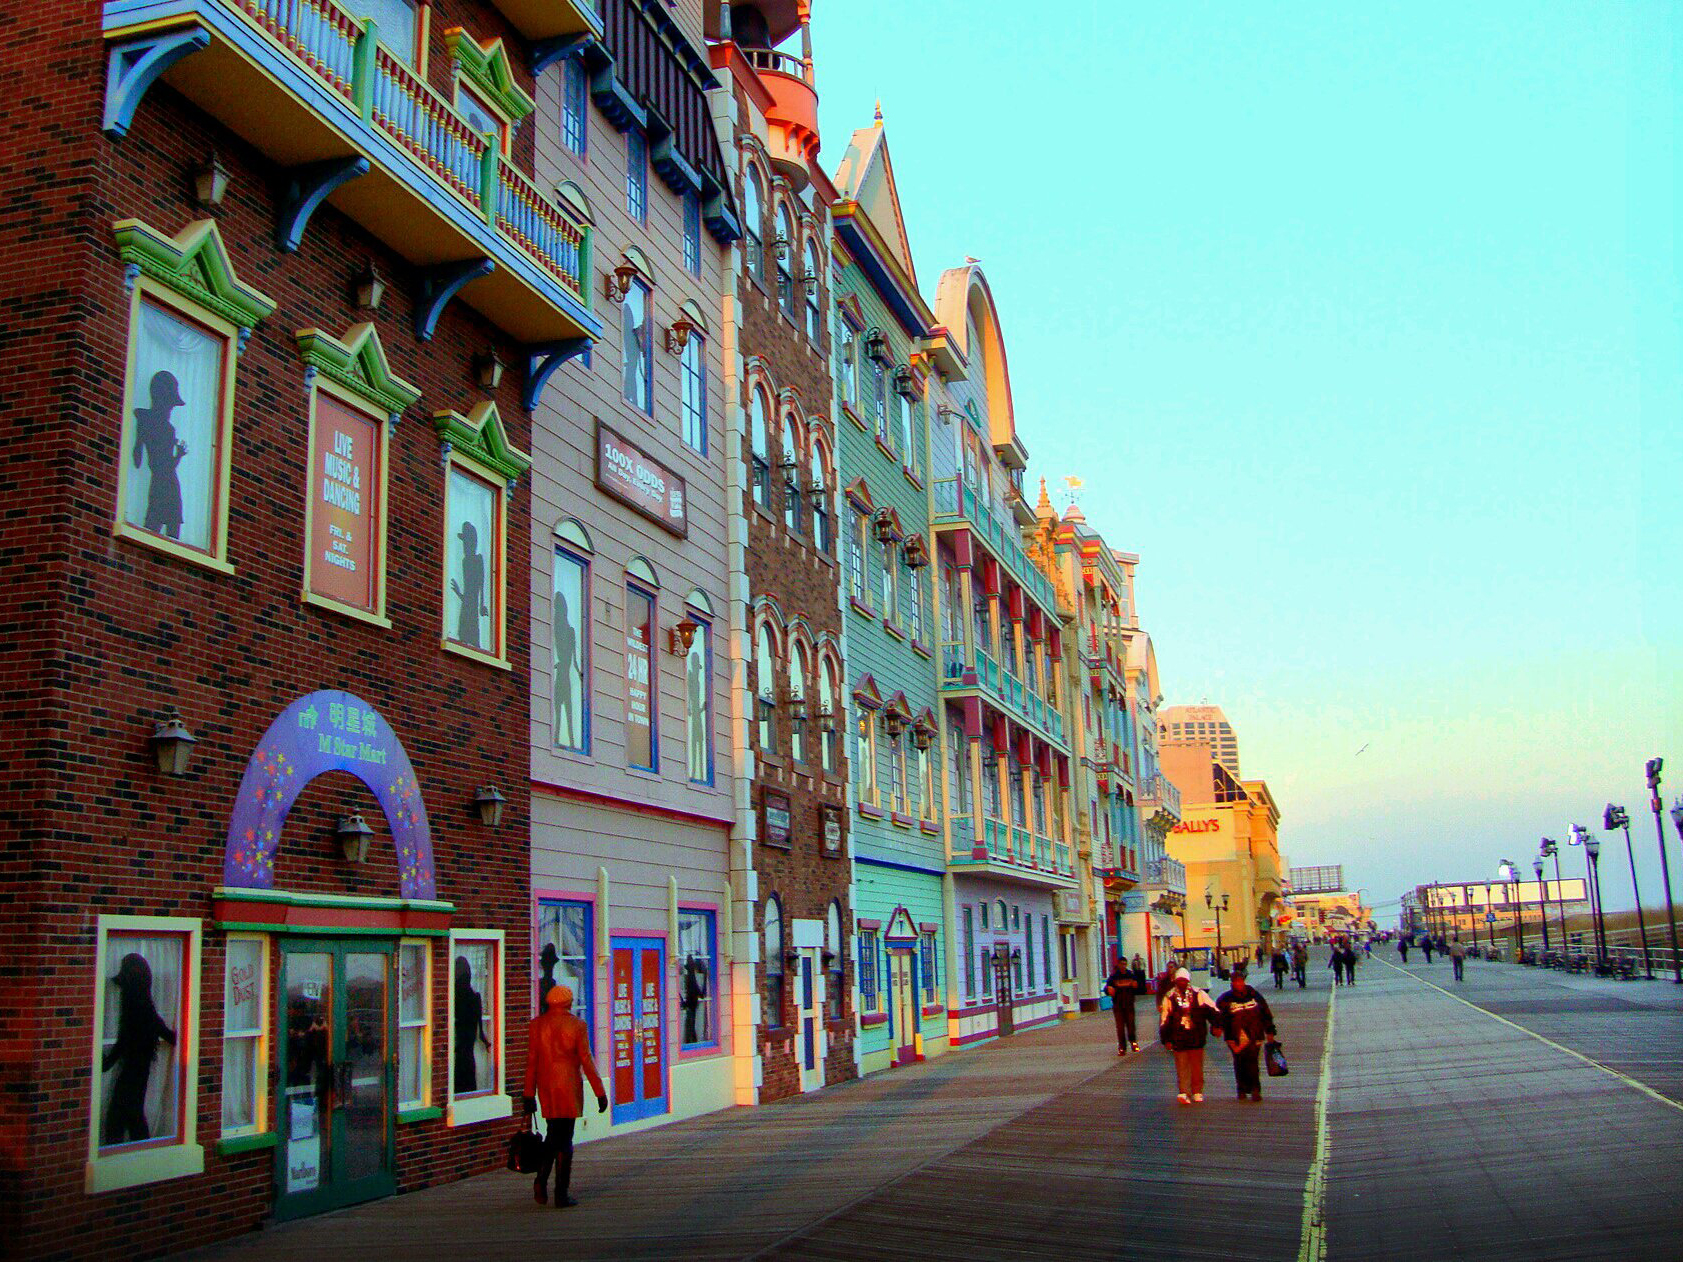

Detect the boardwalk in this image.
[179,953,1682,1262]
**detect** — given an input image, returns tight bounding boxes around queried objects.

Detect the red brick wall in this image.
[0,1,546,1252]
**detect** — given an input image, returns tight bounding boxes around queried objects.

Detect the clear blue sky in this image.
[809,1,1683,915]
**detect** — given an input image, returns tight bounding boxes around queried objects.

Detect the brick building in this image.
[0,0,604,1254]
[707,0,854,1102]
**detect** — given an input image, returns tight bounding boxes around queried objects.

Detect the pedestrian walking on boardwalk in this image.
[1398,938,1409,963]
[1270,947,1289,990]
[1291,941,1308,988]
[1159,967,1221,1104]
[1329,944,1346,986]
[523,984,607,1208]
[1104,956,1146,1054]
[1342,943,1359,987]
[1216,964,1278,1101]
[1363,939,1373,959]
[1422,937,1435,964]
[1449,936,1466,982]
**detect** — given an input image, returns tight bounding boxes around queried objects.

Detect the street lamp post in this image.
[1499,861,1521,959]
[1206,890,1229,976]
[1533,857,1550,955]
[1605,804,1654,979]
[1571,824,1608,971]
[1648,758,1683,984]
[1541,838,1566,951]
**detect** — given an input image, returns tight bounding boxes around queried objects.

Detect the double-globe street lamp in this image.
[1206,889,1230,976]
[1540,837,1567,954]
[1648,758,1683,984]
[1569,824,1608,971]
[1533,856,1551,955]
[1498,860,1521,958]
[1604,804,1655,979]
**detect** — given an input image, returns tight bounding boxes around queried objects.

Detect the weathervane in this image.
[1055,475,1083,514]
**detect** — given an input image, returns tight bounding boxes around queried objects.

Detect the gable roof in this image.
[832,111,916,287]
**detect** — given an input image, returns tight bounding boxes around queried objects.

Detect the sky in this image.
[807,1,1683,916]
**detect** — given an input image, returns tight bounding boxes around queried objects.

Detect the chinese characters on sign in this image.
[595,422,688,537]
[308,395,380,611]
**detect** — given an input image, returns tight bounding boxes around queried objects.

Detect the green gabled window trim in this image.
[114,218,277,334]
[445,31,536,126]
[432,401,532,482]
[295,322,423,419]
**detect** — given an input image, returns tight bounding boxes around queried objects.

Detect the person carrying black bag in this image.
[523,985,607,1208]
[1215,964,1278,1101]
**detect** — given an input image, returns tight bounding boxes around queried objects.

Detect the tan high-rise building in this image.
[1160,704,1240,778]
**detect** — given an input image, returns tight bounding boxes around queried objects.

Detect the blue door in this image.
[609,937,668,1124]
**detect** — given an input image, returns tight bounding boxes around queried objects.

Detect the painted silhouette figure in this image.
[102,952,177,1145]
[451,520,488,648]
[682,954,709,1045]
[131,370,189,538]
[538,943,561,1014]
[453,954,491,1094]
[553,591,578,744]
[686,639,706,777]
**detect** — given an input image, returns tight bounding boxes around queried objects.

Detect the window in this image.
[810,445,831,552]
[447,931,504,1126]
[908,564,924,642]
[626,582,658,771]
[743,167,764,280]
[979,947,993,996]
[444,464,505,661]
[887,731,906,815]
[678,909,718,1049]
[561,56,587,155]
[858,928,880,1013]
[1013,944,1024,992]
[1042,916,1053,986]
[1032,769,1047,834]
[872,359,889,444]
[1024,914,1034,989]
[763,899,785,1028]
[980,902,990,930]
[775,204,796,316]
[826,903,845,1020]
[962,906,975,998]
[917,744,935,820]
[819,656,840,773]
[781,418,802,533]
[536,899,593,1047]
[789,641,809,763]
[899,392,915,467]
[804,239,823,340]
[353,0,419,64]
[997,900,1009,929]
[755,622,778,753]
[848,506,867,602]
[626,128,647,222]
[878,539,897,619]
[671,606,708,784]
[948,727,972,819]
[456,81,508,153]
[221,934,267,1138]
[855,710,877,803]
[749,389,771,508]
[982,749,1001,818]
[672,331,708,453]
[622,280,652,414]
[553,544,590,753]
[90,916,202,1193]
[683,190,701,275]
[919,931,937,1005]
[397,941,431,1110]
[837,318,859,409]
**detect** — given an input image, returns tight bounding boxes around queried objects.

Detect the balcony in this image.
[103,0,599,346]
[1138,774,1182,832]
[1145,855,1187,898]
[488,0,601,41]
[949,817,1077,888]
[933,478,1059,615]
[940,642,1067,749]
[741,46,818,188]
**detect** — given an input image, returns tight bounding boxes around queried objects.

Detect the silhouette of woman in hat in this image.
[450,519,488,648]
[453,954,491,1094]
[102,952,177,1144]
[538,942,561,1014]
[131,370,190,538]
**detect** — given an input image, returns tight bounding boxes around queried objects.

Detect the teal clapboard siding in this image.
[855,859,946,1065]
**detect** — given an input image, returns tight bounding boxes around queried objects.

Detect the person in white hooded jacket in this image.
[1158,967,1222,1104]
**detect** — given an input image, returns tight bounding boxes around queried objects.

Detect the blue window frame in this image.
[626,129,648,223]
[677,908,718,1050]
[684,614,714,785]
[683,190,701,275]
[1041,915,1052,986]
[552,546,591,754]
[535,897,594,1049]
[622,280,653,415]
[919,930,936,1004]
[561,57,588,156]
[963,906,975,997]
[858,929,880,1012]
[680,333,706,453]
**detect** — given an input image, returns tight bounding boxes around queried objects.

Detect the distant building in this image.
[1160,704,1240,778]
[1290,865,1345,895]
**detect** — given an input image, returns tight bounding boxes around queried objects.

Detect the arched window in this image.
[809,439,831,553]
[825,901,845,1019]
[755,619,778,752]
[749,388,771,508]
[781,415,802,534]
[788,640,810,763]
[804,238,823,340]
[763,898,785,1028]
[744,167,764,281]
[819,655,839,773]
[775,203,796,315]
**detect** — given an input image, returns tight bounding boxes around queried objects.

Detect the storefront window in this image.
[536,900,593,1045]
[221,935,267,1136]
[963,906,975,998]
[919,931,937,1005]
[447,931,504,1126]
[858,928,880,1013]
[678,909,717,1050]
[763,900,785,1028]
[396,942,431,1110]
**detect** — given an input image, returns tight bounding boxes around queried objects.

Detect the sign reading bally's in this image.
[596,421,687,537]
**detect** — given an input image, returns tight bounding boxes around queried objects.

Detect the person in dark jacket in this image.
[1329,944,1346,986]
[1398,937,1410,963]
[1104,957,1146,1054]
[1269,948,1289,990]
[1291,942,1309,988]
[1341,943,1359,987]
[523,985,606,1207]
[1216,964,1278,1100]
[1422,937,1435,963]
[1158,967,1221,1104]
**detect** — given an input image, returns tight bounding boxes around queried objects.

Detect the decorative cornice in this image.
[446,30,537,124]
[431,400,532,482]
[114,217,276,330]
[295,323,422,418]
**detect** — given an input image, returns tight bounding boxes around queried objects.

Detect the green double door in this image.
[276,939,397,1220]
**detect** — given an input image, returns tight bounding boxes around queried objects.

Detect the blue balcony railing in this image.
[933,478,1059,612]
[940,641,1067,748]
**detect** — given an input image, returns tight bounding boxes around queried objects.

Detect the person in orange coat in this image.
[523,984,607,1207]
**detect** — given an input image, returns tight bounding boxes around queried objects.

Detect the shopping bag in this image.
[507,1119,544,1173]
[1265,1041,1289,1078]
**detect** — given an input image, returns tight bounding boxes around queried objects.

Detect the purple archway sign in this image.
[223,690,437,899]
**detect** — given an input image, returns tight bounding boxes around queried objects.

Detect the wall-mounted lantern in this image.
[474,351,505,391]
[336,813,375,863]
[604,261,640,303]
[352,260,386,311]
[668,616,700,657]
[193,149,229,208]
[149,709,197,777]
[664,313,696,355]
[473,785,507,828]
